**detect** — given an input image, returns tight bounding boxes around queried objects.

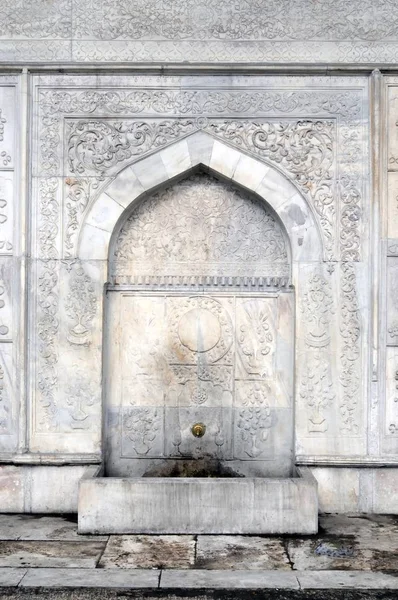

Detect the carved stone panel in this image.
[0,174,13,255]
[383,347,398,455]
[106,291,293,476]
[105,173,293,476]
[387,258,398,346]
[111,172,290,283]
[28,74,369,464]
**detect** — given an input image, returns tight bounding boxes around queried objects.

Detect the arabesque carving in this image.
[38,86,363,264]
[237,383,273,458]
[67,119,197,175]
[36,177,59,430]
[339,262,361,434]
[208,120,336,259]
[113,172,290,281]
[73,0,398,43]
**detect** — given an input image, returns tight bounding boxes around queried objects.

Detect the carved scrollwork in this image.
[237,299,274,378]
[64,176,105,258]
[67,119,197,175]
[0,107,11,166]
[207,120,336,259]
[123,407,161,456]
[339,263,361,433]
[40,88,362,123]
[38,86,363,262]
[36,178,60,430]
[0,108,5,141]
[300,274,336,432]
[388,369,398,435]
[73,0,398,44]
[300,352,335,433]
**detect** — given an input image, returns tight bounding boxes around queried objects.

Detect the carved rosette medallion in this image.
[169,296,233,364]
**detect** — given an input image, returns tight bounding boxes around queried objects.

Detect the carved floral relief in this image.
[32,78,366,454]
[113,172,290,281]
[65,261,97,346]
[299,273,336,433]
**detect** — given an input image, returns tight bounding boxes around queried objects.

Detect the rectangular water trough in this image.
[78,467,318,534]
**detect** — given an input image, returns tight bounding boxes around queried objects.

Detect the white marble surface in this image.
[0,68,395,519]
[2,1,398,64]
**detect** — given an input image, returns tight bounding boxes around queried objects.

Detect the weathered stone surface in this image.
[287,522,398,572]
[160,569,299,589]
[0,466,100,514]
[99,535,195,569]
[296,570,398,590]
[0,541,106,568]
[195,536,290,570]
[106,170,294,478]
[0,515,107,541]
[78,471,318,534]
[20,568,160,588]
[0,65,393,525]
[0,568,27,586]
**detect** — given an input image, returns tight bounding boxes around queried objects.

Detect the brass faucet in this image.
[191,422,206,438]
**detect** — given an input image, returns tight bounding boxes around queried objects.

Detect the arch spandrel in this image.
[77,131,324,265]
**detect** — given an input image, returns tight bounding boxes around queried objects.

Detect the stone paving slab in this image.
[159,569,300,589]
[287,538,368,571]
[318,515,377,537]
[99,535,195,569]
[0,568,27,586]
[195,535,291,570]
[0,541,106,568]
[0,514,108,541]
[20,568,160,588]
[287,536,398,571]
[3,567,398,591]
[318,515,393,536]
[296,570,398,589]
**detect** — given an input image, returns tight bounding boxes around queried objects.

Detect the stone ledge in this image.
[2,568,398,591]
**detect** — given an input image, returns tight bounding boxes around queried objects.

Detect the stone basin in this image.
[77,467,318,535]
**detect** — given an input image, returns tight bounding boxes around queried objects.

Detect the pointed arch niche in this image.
[76,132,324,477]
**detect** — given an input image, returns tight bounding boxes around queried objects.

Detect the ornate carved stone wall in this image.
[23,74,370,463]
[2,1,398,63]
[1,0,398,516]
[0,76,19,456]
